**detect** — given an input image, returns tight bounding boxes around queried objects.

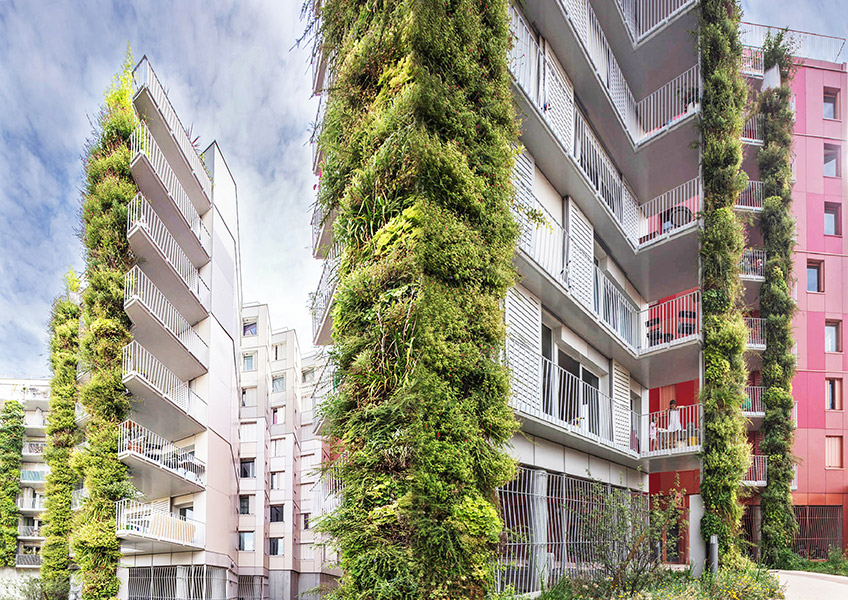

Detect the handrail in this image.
[741,22,845,63]
[21,470,48,482]
[15,554,42,567]
[119,420,206,485]
[742,46,765,78]
[640,404,702,457]
[130,123,211,255]
[740,249,767,279]
[124,266,208,363]
[744,386,764,414]
[745,317,766,349]
[17,496,46,510]
[737,180,764,211]
[311,243,342,338]
[116,499,205,547]
[513,181,566,285]
[132,57,213,198]
[615,0,696,42]
[22,441,46,455]
[635,64,700,140]
[637,177,700,246]
[128,194,210,307]
[744,455,768,485]
[742,115,763,144]
[639,289,701,351]
[18,525,42,537]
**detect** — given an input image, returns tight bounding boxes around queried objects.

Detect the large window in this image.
[238,531,255,552]
[824,88,839,120]
[241,387,257,408]
[239,495,251,515]
[827,378,843,411]
[272,375,285,393]
[824,144,840,177]
[239,460,255,479]
[825,321,842,353]
[242,353,256,372]
[269,538,284,556]
[824,203,841,236]
[825,436,843,469]
[807,261,823,292]
[270,504,284,523]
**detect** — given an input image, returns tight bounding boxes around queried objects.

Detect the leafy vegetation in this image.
[775,547,848,577]
[312,0,519,597]
[698,0,752,561]
[41,272,83,600]
[0,398,25,566]
[756,30,798,565]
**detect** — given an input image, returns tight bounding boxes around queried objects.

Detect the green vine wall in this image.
[698,0,752,561]
[313,0,519,597]
[42,272,83,599]
[69,51,138,600]
[0,399,25,566]
[756,32,798,564]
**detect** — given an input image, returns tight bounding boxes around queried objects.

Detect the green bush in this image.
[0,399,25,566]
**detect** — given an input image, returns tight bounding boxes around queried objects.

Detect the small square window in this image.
[243,321,258,337]
[825,436,843,469]
[827,378,843,411]
[807,261,823,292]
[825,321,842,353]
[824,88,839,120]
[239,495,251,515]
[824,203,841,236]
[240,460,255,479]
[242,354,256,372]
[269,538,284,556]
[272,375,285,393]
[270,504,284,523]
[824,144,840,177]
[302,369,314,384]
[238,531,255,552]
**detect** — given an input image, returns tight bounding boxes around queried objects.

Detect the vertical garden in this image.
[698,0,752,561]
[313,0,519,597]
[0,398,25,566]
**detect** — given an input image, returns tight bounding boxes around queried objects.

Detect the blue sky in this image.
[0,1,845,378]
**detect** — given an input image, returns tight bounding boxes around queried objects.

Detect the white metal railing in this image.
[746,317,766,349]
[641,403,702,457]
[24,414,46,428]
[742,46,765,78]
[592,258,640,348]
[741,22,845,63]
[18,525,42,537]
[20,387,50,402]
[742,115,763,144]
[635,64,700,140]
[21,470,48,483]
[17,496,46,510]
[513,181,566,285]
[616,0,696,42]
[311,203,325,254]
[22,441,46,455]
[71,488,87,510]
[75,402,88,423]
[311,243,342,339]
[637,177,700,245]
[118,420,206,486]
[744,386,765,414]
[132,57,213,200]
[16,554,42,567]
[116,499,205,548]
[639,289,701,351]
[130,123,211,255]
[123,266,208,364]
[737,180,764,211]
[128,194,210,308]
[744,455,768,485]
[122,341,206,422]
[740,249,767,279]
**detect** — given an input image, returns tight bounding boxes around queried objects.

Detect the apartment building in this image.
[309,0,848,584]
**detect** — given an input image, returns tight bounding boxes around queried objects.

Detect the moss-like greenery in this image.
[698,0,751,561]
[69,50,138,600]
[313,1,519,597]
[756,31,798,565]
[0,399,25,566]
[42,272,83,600]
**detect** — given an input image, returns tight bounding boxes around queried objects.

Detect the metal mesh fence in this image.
[793,505,843,559]
[127,566,228,600]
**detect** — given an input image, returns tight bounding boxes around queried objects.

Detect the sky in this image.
[0,1,846,378]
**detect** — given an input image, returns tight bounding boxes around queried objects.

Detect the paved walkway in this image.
[774,570,848,599]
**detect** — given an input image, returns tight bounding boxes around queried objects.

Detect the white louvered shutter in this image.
[543,43,575,152]
[505,287,542,415]
[611,361,631,449]
[567,199,594,310]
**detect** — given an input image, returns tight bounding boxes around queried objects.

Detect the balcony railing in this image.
[740,249,767,279]
[118,420,206,486]
[311,203,325,254]
[21,470,48,483]
[744,386,765,415]
[24,414,46,429]
[20,387,50,402]
[742,46,765,78]
[742,115,763,144]
[16,554,42,567]
[22,441,46,455]
[75,402,89,424]
[635,64,700,140]
[132,57,213,200]
[640,290,700,351]
[311,243,342,339]
[615,0,696,43]
[746,317,766,350]
[71,488,87,510]
[18,525,42,537]
[124,266,208,362]
[744,455,768,486]
[122,341,205,422]
[130,123,211,255]
[736,180,764,211]
[128,194,210,307]
[637,177,700,246]
[640,403,702,457]
[741,22,845,63]
[17,497,46,511]
[116,499,205,548]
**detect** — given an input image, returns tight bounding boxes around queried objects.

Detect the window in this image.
[825,321,842,352]
[242,320,257,337]
[825,436,843,468]
[302,513,311,530]
[824,88,839,120]
[827,378,843,411]
[270,504,284,523]
[242,353,256,372]
[178,506,194,520]
[824,144,840,177]
[269,538,284,556]
[238,531,255,552]
[241,387,257,408]
[272,438,285,457]
[824,203,841,236]
[273,343,285,361]
[270,471,283,490]
[239,460,255,479]
[807,261,823,292]
[302,368,314,384]
[272,375,285,393]
[239,495,251,515]
[240,423,256,442]
[272,407,283,425]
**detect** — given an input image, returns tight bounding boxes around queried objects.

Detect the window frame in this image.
[823,144,841,178]
[271,375,285,393]
[242,353,256,372]
[825,321,842,353]
[825,436,844,469]
[826,378,843,411]
[807,260,824,293]
[238,531,255,552]
[824,88,839,121]
[238,495,251,515]
[239,459,255,479]
[269,537,283,556]
[270,504,284,523]
[824,203,842,236]
[242,320,258,337]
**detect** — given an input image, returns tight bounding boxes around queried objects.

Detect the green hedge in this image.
[0,399,25,566]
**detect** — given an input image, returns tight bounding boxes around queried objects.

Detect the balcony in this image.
[116,499,205,554]
[639,404,702,471]
[312,243,341,346]
[24,413,46,435]
[123,266,208,380]
[743,455,768,487]
[130,123,211,265]
[75,402,90,428]
[613,0,697,45]
[17,496,46,513]
[311,202,335,259]
[736,180,764,212]
[22,441,46,461]
[741,22,845,64]
[128,194,210,323]
[118,421,205,498]
[742,46,765,79]
[746,318,766,352]
[743,386,765,424]
[71,488,87,511]
[15,554,42,568]
[122,341,206,439]
[21,469,48,489]
[742,115,764,146]
[19,387,50,409]
[132,57,212,213]
[17,525,43,540]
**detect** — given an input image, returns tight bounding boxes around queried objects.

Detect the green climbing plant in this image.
[756,30,798,565]
[0,399,25,566]
[69,48,138,600]
[311,0,519,597]
[698,0,752,562]
[42,271,83,600]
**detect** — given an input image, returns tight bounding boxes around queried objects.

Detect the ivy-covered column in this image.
[42,272,83,600]
[314,1,519,597]
[698,0,752,561]
[756,32,798,564]
[69,52,138,600]
[0,399,25,566]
